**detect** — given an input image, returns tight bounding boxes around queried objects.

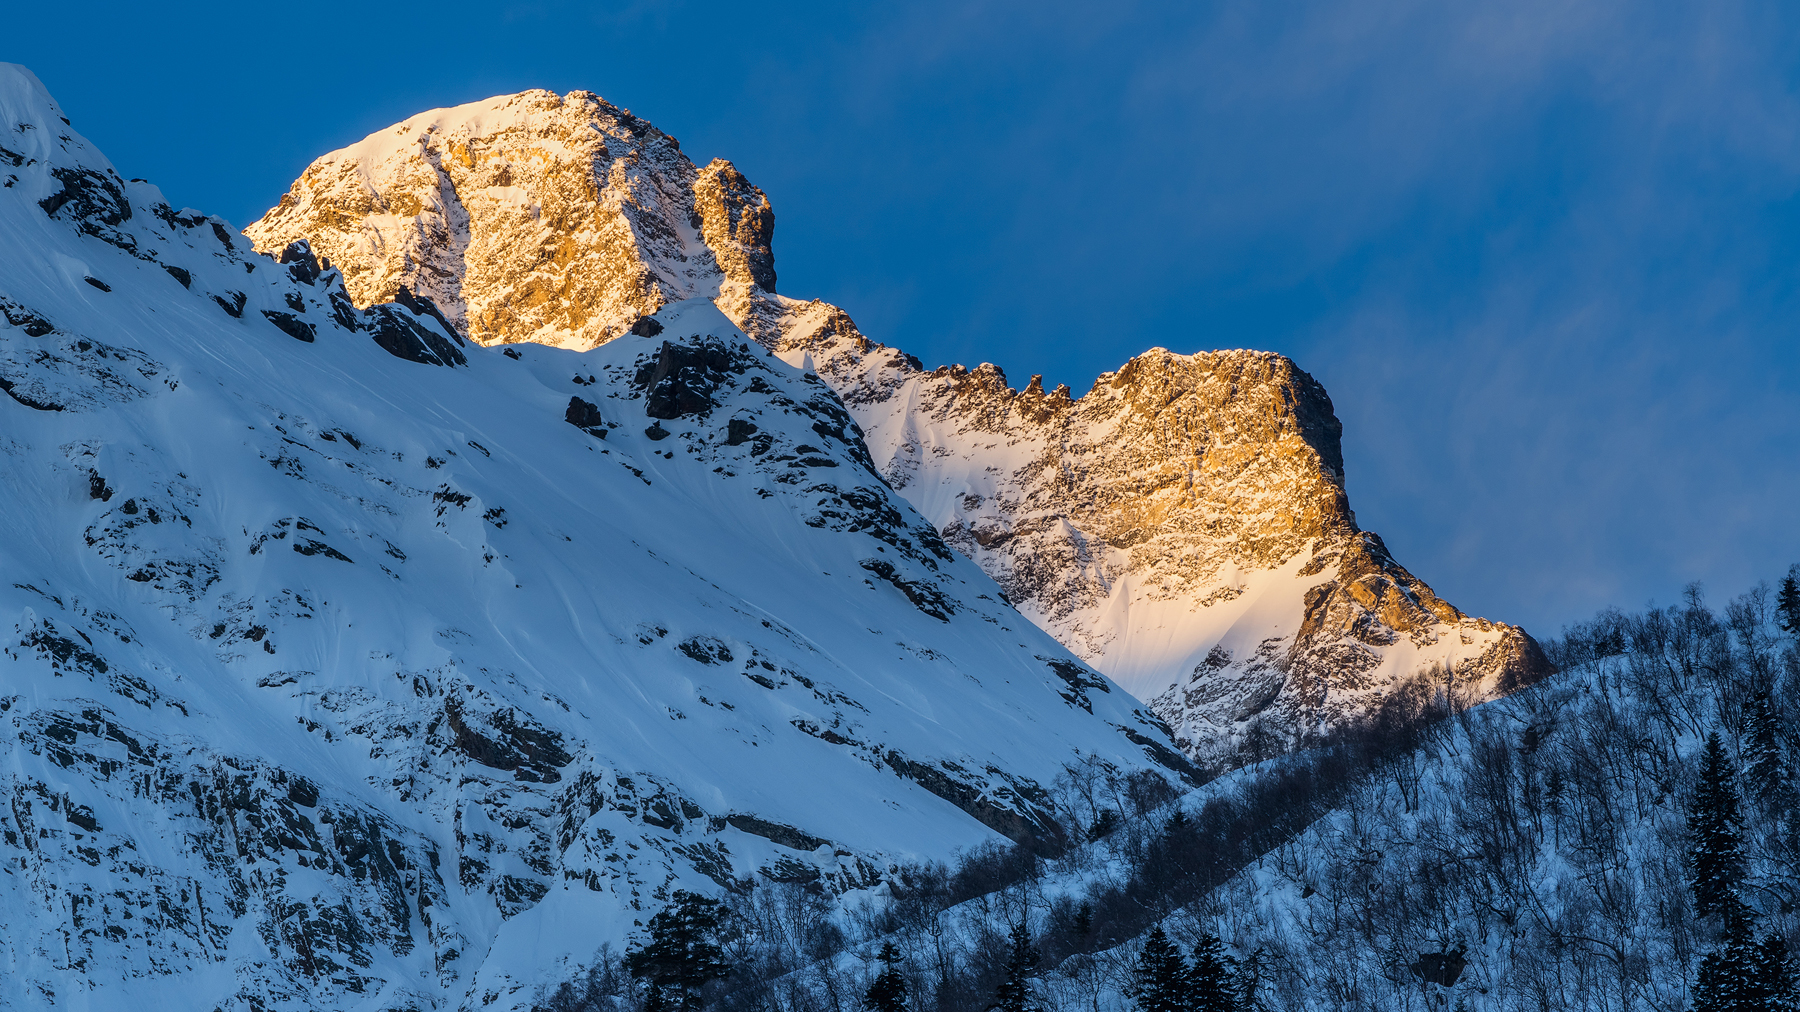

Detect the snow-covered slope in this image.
[0,65,1193,1011]
[248,89,1550,765]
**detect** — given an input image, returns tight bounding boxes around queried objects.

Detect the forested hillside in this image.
[542,572,1800,1011]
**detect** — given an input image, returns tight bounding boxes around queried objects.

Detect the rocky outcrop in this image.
[772,318,1554,764]
[693,158,776,294]
[248,88,1552,767]
[246,90,760,349]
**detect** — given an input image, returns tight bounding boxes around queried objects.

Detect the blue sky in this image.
[10,1,1799,637]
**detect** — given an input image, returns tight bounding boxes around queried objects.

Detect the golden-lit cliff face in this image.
[775,317,1553,763]
[251,89,1550,766]
[247,89,776,349]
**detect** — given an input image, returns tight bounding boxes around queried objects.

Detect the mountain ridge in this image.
[0,63,1189,1011]
[247,86,1550,764]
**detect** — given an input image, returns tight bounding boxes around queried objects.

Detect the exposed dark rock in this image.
[151,203,207,230]
[87,470,112,501]
[633,338,747,419]
[364,304,467,367]
[859,559,953,622]
[286,778,320,807]
[431,486,473,515]
[0,375,65,411]
[19,621,109,675]
[677,636,733,665]
[161,264,191,288]
[293,538,352,562]
[261,310,316,343]
[329,291,360,333]
[882,751,1059,852]
[1,296,55,336]
[1116,725,1206,787]
[38,166,131,228]
[760,857,821,885]
[64,804,100,832]
[393,285,460,340]
[565,396,606,436]
[212,291,246,318]
[82,276,110,292]
[726,418,758,445]
[443,698,571,783]
[278,240,323,285]
[1042,656,1110,713]
[724,814,827,852]
[629,315,664,337]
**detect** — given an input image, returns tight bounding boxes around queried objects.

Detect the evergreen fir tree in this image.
[1689,732,1748,921]
[989,922,1040,1012]
[1777,570,1800,636]
[624,891,732,1012]
[1189,934,1237,1012]
[1692,908,1757,1012]
[1757,934,1799,1011]
[864,941,909,1012]
[1126,925,1189,1012]
[1744,692,1788,802]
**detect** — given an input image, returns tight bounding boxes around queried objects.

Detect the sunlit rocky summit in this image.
[250,87,1551,765]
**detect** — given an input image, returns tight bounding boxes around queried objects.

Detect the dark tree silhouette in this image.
[864,941,908,1012]
[1694,910,1760,1012]
[1127,925,1189,1012]
[1689,732,1748,921]
[624,890,731,1012]
[989,922,1040,1012]
[1754,933,1798,1011]
[1744,692,1788,802]
[1777,570,1800,634]
[1189,934,1237,1012]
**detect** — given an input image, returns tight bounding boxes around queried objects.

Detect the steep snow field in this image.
[0,64,1191,1011]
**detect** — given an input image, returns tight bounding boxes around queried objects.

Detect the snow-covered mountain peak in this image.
[249,89,1552,767]
[3,62,94,164]
[0,69,1203,1009]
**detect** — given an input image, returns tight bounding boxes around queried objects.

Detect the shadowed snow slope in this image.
[0,64,1192,1012]
[249,89,1551,766]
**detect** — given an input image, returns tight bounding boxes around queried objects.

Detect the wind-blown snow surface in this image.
[0,64,1190,1011]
